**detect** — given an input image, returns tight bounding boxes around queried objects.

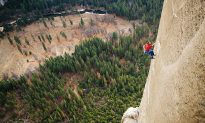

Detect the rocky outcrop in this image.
[121,107,139,123]
[138,0,205,123]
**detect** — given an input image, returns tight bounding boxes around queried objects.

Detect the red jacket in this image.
[144,43,152,52]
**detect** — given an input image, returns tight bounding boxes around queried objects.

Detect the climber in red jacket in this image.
[143,42,155,59]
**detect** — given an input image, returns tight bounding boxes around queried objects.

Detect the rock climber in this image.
[143,42,155,59]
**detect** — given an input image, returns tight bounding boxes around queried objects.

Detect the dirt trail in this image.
[138,0,205,123]
[0,13,133,79]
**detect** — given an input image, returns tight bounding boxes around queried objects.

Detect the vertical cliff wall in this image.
[139,0,205,123]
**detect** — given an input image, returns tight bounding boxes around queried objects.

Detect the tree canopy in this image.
[0,0,163,24]
[0,25,154,122]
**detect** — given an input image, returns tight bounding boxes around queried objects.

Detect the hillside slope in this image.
[139,0,205,123]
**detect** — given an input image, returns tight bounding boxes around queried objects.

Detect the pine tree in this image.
[69,19,73,25]
[42,42,47,51]
[25,37,30,45]
[7,36,13,45]
[60,32,67,40]
[43,19,48,28]
[14,36,21,45]
[89,18,95,26]
[79,18,84,28]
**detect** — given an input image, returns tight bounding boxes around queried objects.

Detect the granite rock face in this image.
[139,0,205,123]
[123,0,205,123]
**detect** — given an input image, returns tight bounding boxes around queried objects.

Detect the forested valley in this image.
[0,0,163,122]
[1,0,163,22]
[0,0,163,34]
[0,25,154,122]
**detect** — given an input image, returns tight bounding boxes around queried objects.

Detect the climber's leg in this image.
[148,50,155,59]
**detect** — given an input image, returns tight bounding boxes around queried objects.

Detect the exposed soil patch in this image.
[63,73,84,98]
[0,13,135,79]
